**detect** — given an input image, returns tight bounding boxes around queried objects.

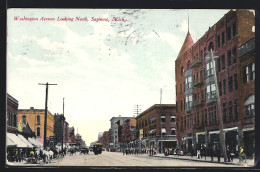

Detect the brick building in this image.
[175,10,255,156]
[119,118,137,148]
[136,104,176,153]
[6,93,19,134]
[17,107,54,144]
[54,113,66,147]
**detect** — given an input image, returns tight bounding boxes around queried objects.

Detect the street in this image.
[7,151,244,167]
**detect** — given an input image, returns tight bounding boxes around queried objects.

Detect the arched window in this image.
[187,61,191,69]
[245,95,255,118]
[37,127,41,137]
[208,42,214,51]
[22,115,26,124]
[37,115,40,125]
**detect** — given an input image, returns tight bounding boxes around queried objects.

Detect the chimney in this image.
[30,107,34,110]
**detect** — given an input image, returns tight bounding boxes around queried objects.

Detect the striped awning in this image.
[7,133,27,148]
[6,137,16,147]
[17,134,33,148]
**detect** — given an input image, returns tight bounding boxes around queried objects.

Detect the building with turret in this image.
[175,9,255,157]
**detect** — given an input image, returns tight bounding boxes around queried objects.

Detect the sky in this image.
[7,9,230,146]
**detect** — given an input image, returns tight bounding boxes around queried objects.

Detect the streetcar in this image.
[93,143,102,155]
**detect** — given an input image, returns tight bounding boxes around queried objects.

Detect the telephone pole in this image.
[160,88,163,154]
[61,98,65,150]
[133,104,142,117]
[39,82,57,150]
[209,49,227,162]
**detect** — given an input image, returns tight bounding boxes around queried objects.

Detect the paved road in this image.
[39,151,242,167]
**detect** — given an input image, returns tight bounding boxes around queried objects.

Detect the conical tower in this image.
[177,16,194,58]
[177,32,194,58]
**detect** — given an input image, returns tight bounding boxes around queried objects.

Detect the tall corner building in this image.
[175,9,255,157]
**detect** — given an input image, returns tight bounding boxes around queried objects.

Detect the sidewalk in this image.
[153,153,254,167]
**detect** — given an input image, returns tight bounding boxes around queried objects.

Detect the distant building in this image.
[135,104,176,153]
[54,113,66,147]
[17,107,54,145]
[110,116,132,149]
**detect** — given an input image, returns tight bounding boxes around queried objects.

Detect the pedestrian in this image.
[191,146,194,158]
[227,146,231,162]
[208,143,214,161]
[216,145,221,162]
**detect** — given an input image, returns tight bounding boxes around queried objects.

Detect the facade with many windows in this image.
[17,107,54,144]
[135,104,176,153]
[175,10,255,156]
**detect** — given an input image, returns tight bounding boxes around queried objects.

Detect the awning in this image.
[28,137,41,147]
[7,133,28,148]
[7,137,16,147]
[34,139,43,147]
[17,134,33,148]
[161,128,166,133]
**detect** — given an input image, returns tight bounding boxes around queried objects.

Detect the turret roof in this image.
[177,32,194,58]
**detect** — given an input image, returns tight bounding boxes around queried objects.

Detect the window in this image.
[227,26,231,41]
[201,90,204,101]
[221,55,225,70]
[229,101,233,121]
[14,114,17,127]
[185,94,193,109]
[197,112,200,125]
[244,63,255,83]
[227,50,232,67]
[181,117,183,130]
[205,109,208,126]
[171,128,176,135]
[222,32,225,45]
[213,106,217,124]
[206,61,213,77]
[180,100,182,112]
[37,127,40,137]
[245,95,255,118]
[200,50,203,60]
[206,83,216,100]
[161,128,166,135]
[234,99,238,120]
[145,120,147,126]
[232,22,237,37]
[234,74,238,90]
[185,76,192,90]
[217,35,221,48]
[223,103,227,123]
[37,115,40,125]
[228,76,233,92]
[218,81,222,96]
[217,58,221,72]
[232,47,237,64]
[223,79,226,95]
[187,61,191,69]
[208,107,213,125]
[171,116,176,123]
[161,115,166,123]
[181,66,184,76]
[22,115,26,124]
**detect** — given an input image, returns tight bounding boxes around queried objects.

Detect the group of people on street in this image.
[7,147,68,164]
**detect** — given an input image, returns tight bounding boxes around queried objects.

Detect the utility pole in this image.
[61,98,65,150]
[209,49,227,162]
[39,82,57,150]
[160,88,163,154]
[133,104,142,117]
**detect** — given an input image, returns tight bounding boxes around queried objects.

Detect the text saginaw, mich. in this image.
[13,16,126,22]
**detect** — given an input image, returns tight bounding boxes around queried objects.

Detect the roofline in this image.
[136,104,176,119]
[18,109,54,116]
[176,9,239,61]
[7,93,19,104]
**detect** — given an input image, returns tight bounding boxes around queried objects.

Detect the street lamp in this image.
[160,88,163,154]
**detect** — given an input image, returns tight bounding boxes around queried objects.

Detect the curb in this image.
[153,155,245,166]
